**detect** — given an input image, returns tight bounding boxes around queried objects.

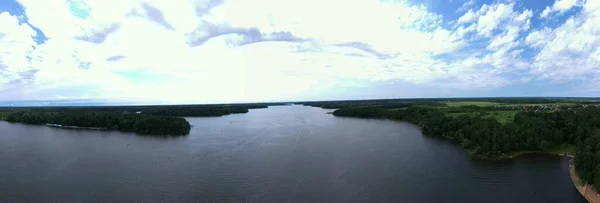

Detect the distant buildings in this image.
[492,103,600,113]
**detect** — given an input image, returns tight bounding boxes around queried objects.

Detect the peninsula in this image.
[0,102,285,136]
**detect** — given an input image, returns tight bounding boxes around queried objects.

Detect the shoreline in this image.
[570,165,600,203]
[43,123,188,136]
[465,147,575,160]
[463,147,598,202]
[46,124,107,130]
[62,126,108,130]
[399,118,596,201]
[332,107,599,201]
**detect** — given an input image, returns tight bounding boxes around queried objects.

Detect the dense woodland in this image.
[141,106,250,117]
[330,102,600,192]
[0,103,286,135]
[0,103,284,117]
[137,103,284,116]
[299,100,446,109]
[4,111,191,135]
[298,97,600,108]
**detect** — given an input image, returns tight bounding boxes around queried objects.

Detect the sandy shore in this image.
[570,166,600,203]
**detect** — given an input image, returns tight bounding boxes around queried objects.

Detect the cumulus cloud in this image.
[0,0,599,103]
[0,12,38,95]
[476,3,516,37]
[457,0,477,13]
[529,0,600,83]
[525,28,553,48]
[540,0,582,18]
[457,9,477,24]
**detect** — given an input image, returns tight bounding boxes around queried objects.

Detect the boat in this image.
[46,123,63,128]
[46,124,107,130]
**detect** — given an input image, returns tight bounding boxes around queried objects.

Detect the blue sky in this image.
[0,0,599,104]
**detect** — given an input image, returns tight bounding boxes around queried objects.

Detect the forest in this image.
[323,98,600,193]
[133,103,284,116]
[0,103,285,117]
[0,103,286,135]
[4,110,191,136]
[298,97,600,108]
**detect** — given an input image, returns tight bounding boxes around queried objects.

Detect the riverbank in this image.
[465,145,576,160]
[328,105,599,201]
[46,123,107,130]
[570,166,600,203]
[468,146,598,202]
[506,145,576,158]
[63,126,108,130]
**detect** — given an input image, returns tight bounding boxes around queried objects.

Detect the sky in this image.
[0,0,599,105]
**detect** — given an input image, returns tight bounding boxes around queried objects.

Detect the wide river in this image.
[0,105,588,203]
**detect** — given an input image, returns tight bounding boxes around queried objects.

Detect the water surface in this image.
[0,105,587,202]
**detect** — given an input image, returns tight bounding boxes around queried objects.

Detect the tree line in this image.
[0,103,289,135]
[299,101,447,109]
[0,103,284,117]
[138,104,288,117]
[141,106,250,117]
[5,111,191,136]
[298,97,600,108]
[332,106,600,191]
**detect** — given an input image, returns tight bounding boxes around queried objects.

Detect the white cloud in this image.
[451,2,533,77]
[457,9,476,24]
[487,26,520,51]
[0,12,37,93]
[530,0,600,83]
[541,7,551,18]
[485,8,532,51]
[554,0,580,12]
[525,28,553,48]
[540,0,582,18]
[1,0,600,102]
[457,0,477,13]
[476,3,515,36]
[1,0,480,102]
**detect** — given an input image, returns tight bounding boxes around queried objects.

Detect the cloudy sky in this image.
[0,0,599,104]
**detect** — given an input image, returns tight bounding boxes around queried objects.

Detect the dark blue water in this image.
[0,105,587,202]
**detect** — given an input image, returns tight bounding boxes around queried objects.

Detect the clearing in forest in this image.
[444,101,500,107]
[447,110,518,124]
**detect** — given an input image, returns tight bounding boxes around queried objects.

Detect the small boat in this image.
[46,123,63,128]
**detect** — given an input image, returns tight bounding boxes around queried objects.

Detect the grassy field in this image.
[445,101,578,108]
[485,111,518,124]
[497,103,576,106]
[444,101,500,107]
[447,110,518,124]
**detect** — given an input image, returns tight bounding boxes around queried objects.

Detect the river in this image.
[0,105,588,202]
